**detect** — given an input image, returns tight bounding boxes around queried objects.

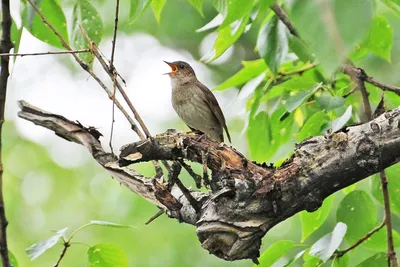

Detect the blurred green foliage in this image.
[7,0,400,266]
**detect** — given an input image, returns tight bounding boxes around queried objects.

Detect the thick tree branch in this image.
[17,100,400,262]
[0,0,13,264]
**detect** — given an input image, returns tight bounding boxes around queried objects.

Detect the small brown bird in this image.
[164,61,231,143]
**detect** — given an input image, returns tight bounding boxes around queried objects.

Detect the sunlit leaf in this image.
[365,15,393,62]
[336,191,376,243]
[297,110,327,142]
[11,20,23,58]
[381,0,400,16]
[219,0,254,28]
[285,249,306,266]
[290,0,373,76]
[355,253,387,267]
[87,244,128,267]
[237,73,266,100]
[187,0,203,16]
[129,0,152,23]
[201,15,248,63]
[72,0,103,65]
[151,0,167,23]
[284,82,322,112]
[27,0,69,49]
[331,105,352,132]
[303,250,322,267]
[300,195,333,242]
[196,14,223,32]
[247,111,270,162]
[257,16,288,74]
[26,228,68,260]
[255,240,294,267]
[214,59,267,91]
[332,253,349,267]
[309,222,347,262]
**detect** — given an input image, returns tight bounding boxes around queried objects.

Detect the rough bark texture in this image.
[18,101,400,263]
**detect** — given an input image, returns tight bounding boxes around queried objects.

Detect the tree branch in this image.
[17,100,400,262]
[0,0,13,263]
[0,49,90,57]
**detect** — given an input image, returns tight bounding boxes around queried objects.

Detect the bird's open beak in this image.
[164,61,178,76]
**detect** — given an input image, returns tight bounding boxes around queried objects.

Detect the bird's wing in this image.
[196,81,231,143]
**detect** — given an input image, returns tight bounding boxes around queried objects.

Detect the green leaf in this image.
[309,222,347,262]
[247,112,270,162]
[362,224,400,251]
[381,0,400,16]
[72,0,103,65]
[87,244,128,267]
[129,0,152,23]
[355,253,387,267]
[26,227,68,260]
[316,94,345,111]
[297,111,327,142]
[2,250,19,267]
[290,0,373,76]
[300,195,333,242]
[336,191,376,243]
[151,0,166,23]
[201,15,248,63]
[257,16,288,74]
[28,0,69,49]
[220,0,254,28]
[332,253,349,267]
[89,220,134,228]
[187,0,203,16]
[237,73,266,100]
[288,35,314,62]
[213,59,267,91]
[331,105,352,132]
[255,240,294,267]
[11,20,23,56]
[365,15,393,62]
[303,250,322,267]
[284,249,306,266]
[284,82,322,113]
[371,164,400,216]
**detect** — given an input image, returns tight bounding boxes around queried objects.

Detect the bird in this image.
[164,60,231,143]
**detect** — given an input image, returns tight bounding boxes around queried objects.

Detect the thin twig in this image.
[53,241,70,267]
[271,3,299,37]
[178,160,202,188]
[145,209,164,225]
[108,0,120,154]
[26,0,141,137]
[342,87,357,98]
[0,49,90,57]
[365,75,400,96]
[336,221,385,258]
[0,0,13,264]
[279,63,318,76]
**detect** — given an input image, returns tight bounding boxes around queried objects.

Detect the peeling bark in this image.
[18,101,400,262]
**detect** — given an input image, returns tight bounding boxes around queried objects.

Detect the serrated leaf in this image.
[247,111,270,162]
[219,0,254,28]
[331,105,352,132]
[187,0,203,16]
[290,0,373,76]
[87,244,128,267]
[214,59,267,91]
[27,0,69,49]
[26,227,68,260]
[316,94,345,111]
[129,0,152,23]
[72,0,103,65]
[201,15,248,63]
[255,240,294,267]
[89,220,134,228]
[336,191,376,243]
[371,164,400,216]
[257,15,288,74]
[300,195,333,242]
[297,110,327,142]
[365,15,393,62]
[284,82,322,112]
[355,253,387,267]
[151,0,166,23]
[309,222,347,262]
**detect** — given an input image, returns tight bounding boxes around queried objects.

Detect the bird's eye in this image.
[179,64,185,69]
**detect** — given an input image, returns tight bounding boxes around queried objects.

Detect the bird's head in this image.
[164,61,196,83]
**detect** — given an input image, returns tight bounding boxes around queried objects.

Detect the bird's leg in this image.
[178,159,202,188]
[201,150,210,187]
[168,162,200,212]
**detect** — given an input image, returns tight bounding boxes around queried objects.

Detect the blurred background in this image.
[4,0,400,266]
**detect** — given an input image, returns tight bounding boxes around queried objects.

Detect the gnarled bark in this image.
[18,100,400,263]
